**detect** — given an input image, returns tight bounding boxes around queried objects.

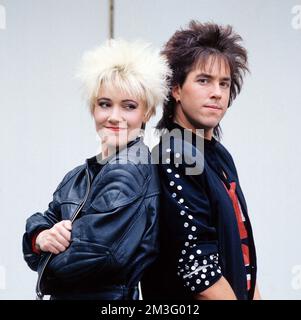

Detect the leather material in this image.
[23,138,160,299]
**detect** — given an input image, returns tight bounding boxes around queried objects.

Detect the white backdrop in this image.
[0,0,300,299]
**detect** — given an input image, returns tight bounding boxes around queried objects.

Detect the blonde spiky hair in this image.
[77,38,171,118]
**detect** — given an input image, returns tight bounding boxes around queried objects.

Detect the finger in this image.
[42,241,60,255]
[48,244,60,255]
[56,225,72,242]
[63,220,72,231]
[51,239,68,253]
[53,231,70,248]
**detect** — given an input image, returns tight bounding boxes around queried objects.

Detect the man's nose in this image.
[211,83,222,99]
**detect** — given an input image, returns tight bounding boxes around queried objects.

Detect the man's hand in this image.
[194,276,237,300]
[35,220,72,254]
[253,283,262,300]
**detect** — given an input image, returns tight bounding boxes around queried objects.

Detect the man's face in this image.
[173,56,231,139]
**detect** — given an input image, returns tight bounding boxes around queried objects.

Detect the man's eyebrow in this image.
[195,73,231,81]
[195,73,212,78]
[220,77,231,81]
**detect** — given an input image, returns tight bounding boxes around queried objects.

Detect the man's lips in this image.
[204,105,222,110]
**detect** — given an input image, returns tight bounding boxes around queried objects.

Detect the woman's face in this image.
[93,85,147,153]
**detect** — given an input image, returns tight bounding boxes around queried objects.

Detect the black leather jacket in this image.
[22,138,160,300]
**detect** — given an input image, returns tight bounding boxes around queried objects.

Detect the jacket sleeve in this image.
[159,150,223,294]
[22,166,81,271]
[47,162,157,281]
[22,199,60,271]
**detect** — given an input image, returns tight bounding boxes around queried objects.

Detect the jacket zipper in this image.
[36,166,91,300]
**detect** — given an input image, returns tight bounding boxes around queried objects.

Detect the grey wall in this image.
[0,0,300,299]
[0,0,108,299]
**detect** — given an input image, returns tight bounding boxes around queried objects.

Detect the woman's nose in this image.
[108,106,123,123]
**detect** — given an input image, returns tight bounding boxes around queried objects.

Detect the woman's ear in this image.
[143,112,151,123]
[90,98,97,115]
[172,85,181,103]
[143,106,153,123]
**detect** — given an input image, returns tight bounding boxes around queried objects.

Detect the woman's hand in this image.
[35,220,72,254]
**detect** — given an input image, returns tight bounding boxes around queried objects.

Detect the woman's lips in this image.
[105,127,127,132]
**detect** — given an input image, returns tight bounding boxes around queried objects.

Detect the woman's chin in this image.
[106,137,128,150]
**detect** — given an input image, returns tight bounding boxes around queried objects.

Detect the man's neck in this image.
[173,116,213,140]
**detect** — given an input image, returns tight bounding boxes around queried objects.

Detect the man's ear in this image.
[172,85,181,102]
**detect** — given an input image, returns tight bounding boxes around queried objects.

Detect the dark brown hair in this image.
[157,21,249,139]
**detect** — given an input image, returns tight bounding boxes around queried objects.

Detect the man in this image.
[142,21,260,300]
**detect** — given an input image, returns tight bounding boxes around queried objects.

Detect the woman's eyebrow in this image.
[121,99,139,106]
[97,97,111,101]
[122,99,138,104]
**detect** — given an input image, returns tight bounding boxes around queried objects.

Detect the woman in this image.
[22,39,170,300]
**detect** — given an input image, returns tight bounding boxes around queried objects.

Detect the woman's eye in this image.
[124,104,137,110]
[98,102,111,108]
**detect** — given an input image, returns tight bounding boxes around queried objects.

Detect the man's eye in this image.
[220,82,230,88]
[198,78,208,84]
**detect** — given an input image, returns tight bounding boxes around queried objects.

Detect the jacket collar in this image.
[86,136,142,167]
[165,122,218,150]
